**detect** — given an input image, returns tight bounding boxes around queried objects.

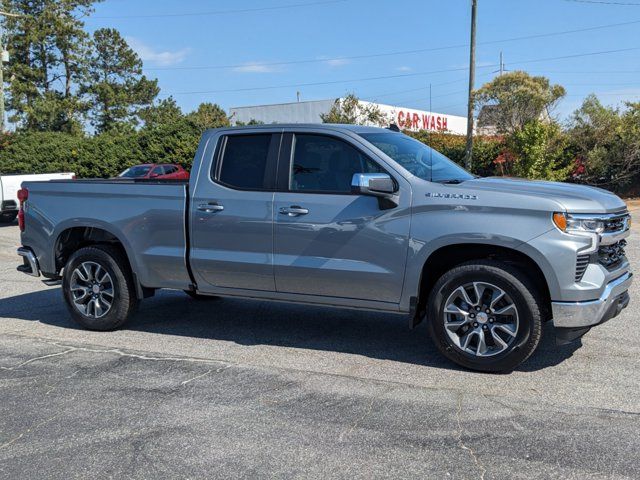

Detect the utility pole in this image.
[463,0,477,171]
[0,10,20,133]
[499,51,504,76]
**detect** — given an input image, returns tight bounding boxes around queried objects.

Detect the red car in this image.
[118,164,190,180]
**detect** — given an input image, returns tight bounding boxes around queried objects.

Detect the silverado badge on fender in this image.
[426,192,478,200]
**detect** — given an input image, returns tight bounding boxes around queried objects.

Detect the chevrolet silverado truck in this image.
[16,125,633,372]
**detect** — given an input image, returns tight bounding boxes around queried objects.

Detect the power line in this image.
[508,46,640,67]
[160,46,640,96]
[93,0,349,19]
[163,66,478,96]
[143,18,640,72]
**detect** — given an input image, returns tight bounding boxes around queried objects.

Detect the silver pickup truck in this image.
[16,124,632,372]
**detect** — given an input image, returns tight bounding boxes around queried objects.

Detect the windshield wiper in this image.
[436,179,465,184]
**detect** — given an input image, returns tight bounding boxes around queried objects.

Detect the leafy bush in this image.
[504,121,572,181]
[566,96,640,192]
[0,99,230,178]
[405,131,504,176]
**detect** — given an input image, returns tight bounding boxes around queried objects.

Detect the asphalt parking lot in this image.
[0,209,638,479]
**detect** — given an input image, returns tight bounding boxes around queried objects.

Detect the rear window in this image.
[216,134,272,190]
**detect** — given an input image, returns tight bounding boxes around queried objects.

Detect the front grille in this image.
[575,255,590,282]
[603,213,630,233]
[598,240,627,270]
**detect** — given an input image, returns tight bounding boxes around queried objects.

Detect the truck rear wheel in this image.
[426,260,542,373]
[62,245,138,331]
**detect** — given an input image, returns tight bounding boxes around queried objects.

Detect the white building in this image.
[229,98,468,135]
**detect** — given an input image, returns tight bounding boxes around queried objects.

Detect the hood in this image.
[464,177,626,214]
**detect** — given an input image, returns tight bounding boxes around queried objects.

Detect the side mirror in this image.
[149,172,160,178]
[351,173,396,197]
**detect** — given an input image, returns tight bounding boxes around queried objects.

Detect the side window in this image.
[164,165,178,175]
[150,166,164,177]
[216,134,272,190]
[290,134,383,193]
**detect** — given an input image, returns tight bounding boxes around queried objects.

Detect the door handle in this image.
[279,205,309,217]
[197,202,224,213]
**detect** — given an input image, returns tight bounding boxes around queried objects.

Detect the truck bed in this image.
[21,179,192,291]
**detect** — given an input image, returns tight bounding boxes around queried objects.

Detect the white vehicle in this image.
[1,172,75,223]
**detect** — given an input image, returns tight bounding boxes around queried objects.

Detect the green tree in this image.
[137,98,199,167]
[3,0,100,132]
[186,102,230,132]
[506,120,571,181]
[475,71,566,134]
[84,28,159,132]
[321,94,389,126]
[567,95,640,191]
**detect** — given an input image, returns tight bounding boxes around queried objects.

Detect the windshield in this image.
[119,165,152,178]
[359,133,474,183]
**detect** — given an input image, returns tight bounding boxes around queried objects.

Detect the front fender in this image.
[399,205,559,312]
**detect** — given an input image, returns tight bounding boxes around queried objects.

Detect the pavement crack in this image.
[180,369,213,386]
[456,394,487,480]
[0,414,59,450]
[0,347,76,371]
[44,341,229,367]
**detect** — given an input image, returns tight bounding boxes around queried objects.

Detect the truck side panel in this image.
[21,180,191,291]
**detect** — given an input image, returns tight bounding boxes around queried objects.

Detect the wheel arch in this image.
[412,243,553,327]
[53,223,145,298]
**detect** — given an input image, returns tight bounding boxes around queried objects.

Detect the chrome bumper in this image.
[552,272,633,328]
[17,247,40,277]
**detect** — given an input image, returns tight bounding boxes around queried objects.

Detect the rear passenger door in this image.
[273,131,411,304]
[190,132,280,292]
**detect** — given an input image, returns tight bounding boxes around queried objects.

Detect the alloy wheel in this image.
[70,261,114,319]
[443,281,519,357]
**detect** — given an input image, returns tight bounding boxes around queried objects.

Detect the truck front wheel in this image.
[426,260,542,373]
[62,245,138,331]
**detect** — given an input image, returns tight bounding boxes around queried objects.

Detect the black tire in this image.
[426,260,542,373]
[0,211,18,223]
[184,290,218,300]
[62,245,138,331]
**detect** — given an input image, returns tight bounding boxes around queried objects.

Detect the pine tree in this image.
[3,0,99,132]
[84,28,159,132]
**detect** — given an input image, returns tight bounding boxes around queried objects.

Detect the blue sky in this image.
[85,0,640,120]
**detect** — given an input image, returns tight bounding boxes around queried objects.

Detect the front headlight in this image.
[552,212,606,234]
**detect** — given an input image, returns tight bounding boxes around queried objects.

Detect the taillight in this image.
[17,187,28,232]
[17,188,28,203]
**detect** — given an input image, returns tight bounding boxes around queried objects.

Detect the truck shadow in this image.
[0,288,581,373]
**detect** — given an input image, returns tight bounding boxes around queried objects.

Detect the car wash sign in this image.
[374,102,468,135]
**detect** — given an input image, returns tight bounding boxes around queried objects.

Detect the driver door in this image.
[273,132,411,304]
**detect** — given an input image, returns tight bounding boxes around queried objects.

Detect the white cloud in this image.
[126,37,190,67]
[232,62,277,73]
[315,56,350,68]
[325,58,350,67]
[396,66,412,72]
